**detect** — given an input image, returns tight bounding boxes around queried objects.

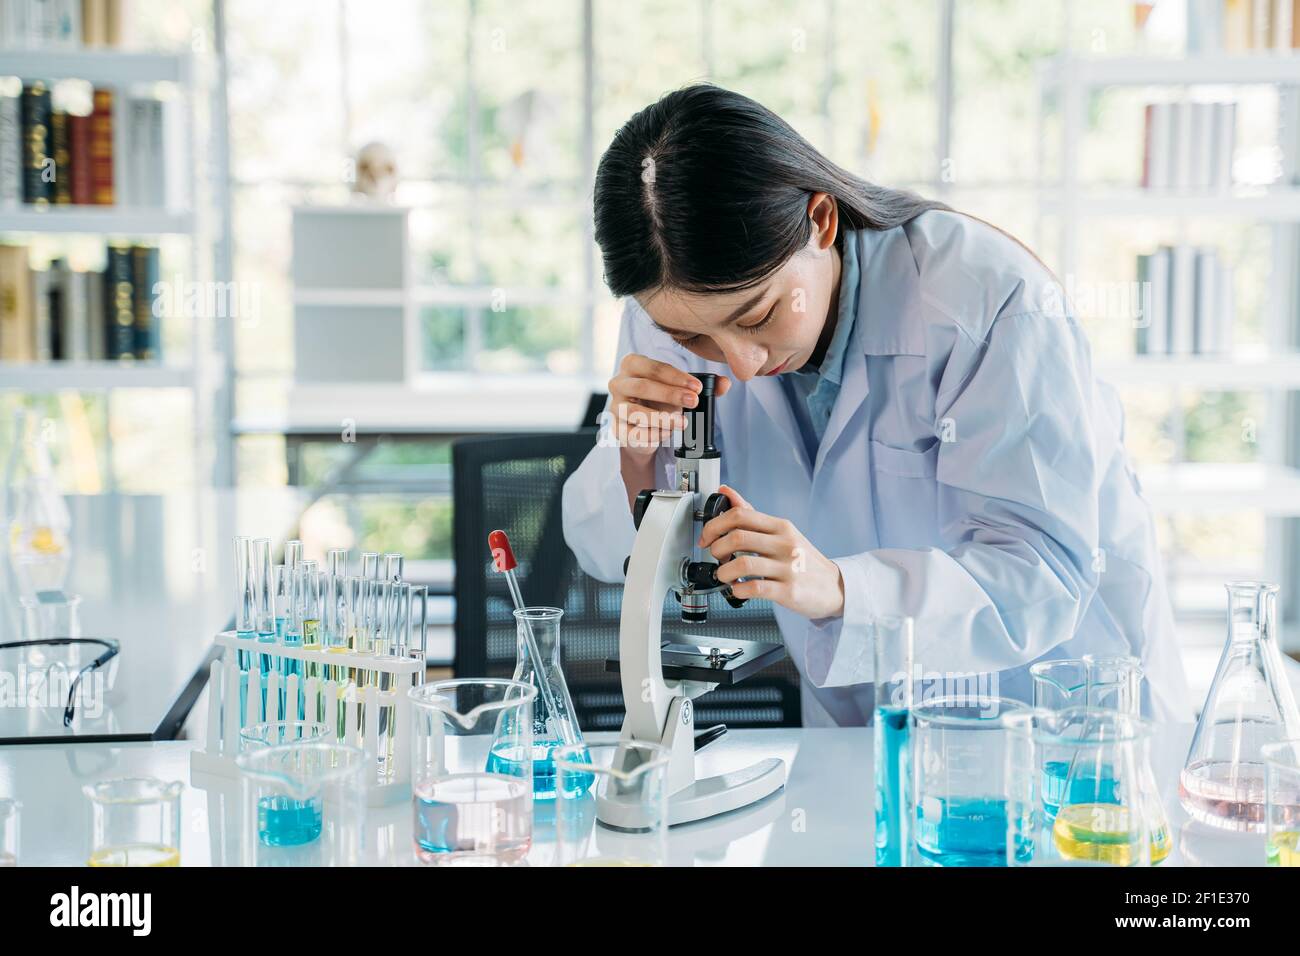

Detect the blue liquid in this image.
[485,740,593,800]
[257,795,322,847]
[915,797,1021,867]
[280,632,303,718]
[874,706,909,867]
[1041,760,1119,819]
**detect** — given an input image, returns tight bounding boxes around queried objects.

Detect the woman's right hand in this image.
[608,354,731,459]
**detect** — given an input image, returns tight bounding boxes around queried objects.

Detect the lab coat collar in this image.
[853,225,927,358]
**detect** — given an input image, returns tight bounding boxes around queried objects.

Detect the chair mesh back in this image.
[453,431,801,729]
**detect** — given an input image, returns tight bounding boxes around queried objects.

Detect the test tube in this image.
[234,536,254,638]
[252,539,274,639]
[360,552,380,580]
[873,616,915,868]
[382,552,403,583]
[326,548,348,579]
[408,584,428,684]
[285,539,303,570]
[271,565,291,642]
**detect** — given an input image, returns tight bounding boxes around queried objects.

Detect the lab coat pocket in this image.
[870,439,939,478]
[869,439,941,545]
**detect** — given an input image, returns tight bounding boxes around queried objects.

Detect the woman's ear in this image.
[807,192,838,252]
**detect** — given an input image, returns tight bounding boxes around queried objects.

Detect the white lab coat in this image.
[562,210,1193,726]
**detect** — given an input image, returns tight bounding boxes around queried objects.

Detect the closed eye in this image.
[738,304,776,334]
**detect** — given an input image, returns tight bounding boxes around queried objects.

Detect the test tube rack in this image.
[189,631,424,807]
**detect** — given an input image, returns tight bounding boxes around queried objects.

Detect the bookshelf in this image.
[1038,50,1300,625]
[0,41,223,486]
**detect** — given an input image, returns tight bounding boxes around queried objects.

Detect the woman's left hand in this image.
[698,484,845,621]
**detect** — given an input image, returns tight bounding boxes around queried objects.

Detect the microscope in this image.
[602,373,788,829]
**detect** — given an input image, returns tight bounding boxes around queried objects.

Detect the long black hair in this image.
[593,84,949,298]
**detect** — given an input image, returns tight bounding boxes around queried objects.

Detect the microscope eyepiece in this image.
[677,372,720,460]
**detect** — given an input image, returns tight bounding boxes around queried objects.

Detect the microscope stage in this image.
[605,636,787,685]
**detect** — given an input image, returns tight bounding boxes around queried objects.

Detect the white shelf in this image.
[0,48,189,84]
[0,361,195,390]
[1096,353,1300,389]
[1139,463,1300,514]
[1040,188,1300,219]
[1040,53,1300,87]
[0,207,194,234]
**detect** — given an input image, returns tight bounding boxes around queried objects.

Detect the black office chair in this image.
[452,430,801,730]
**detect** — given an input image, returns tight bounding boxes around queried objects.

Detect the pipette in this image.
[488,529,574,747]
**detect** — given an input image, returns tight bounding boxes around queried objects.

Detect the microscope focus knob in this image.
[633,488,657,530]
[701,492,729,524]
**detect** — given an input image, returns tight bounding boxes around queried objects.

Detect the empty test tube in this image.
[382,553,403,583]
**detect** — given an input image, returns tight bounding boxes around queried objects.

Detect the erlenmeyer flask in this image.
[490,607,589,799]
[1180,582,1300,832]
[5,409,71,596]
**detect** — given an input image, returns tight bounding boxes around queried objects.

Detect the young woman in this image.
[562,85,1191,726]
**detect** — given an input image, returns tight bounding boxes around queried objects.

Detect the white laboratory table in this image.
[0,724,1274,867]
[0,491,307,743]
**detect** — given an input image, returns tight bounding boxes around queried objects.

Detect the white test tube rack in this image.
[189,631,424,807]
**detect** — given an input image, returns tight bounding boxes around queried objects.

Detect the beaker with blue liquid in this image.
[872,616,914,867]
[489,607,590,799]
[911,696,1029,866]
[236,741,365,865]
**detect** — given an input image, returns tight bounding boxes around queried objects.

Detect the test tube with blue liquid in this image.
[234,537,255,726]
[873,616,914,867]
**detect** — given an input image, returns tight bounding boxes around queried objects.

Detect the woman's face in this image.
[635,194,841,382]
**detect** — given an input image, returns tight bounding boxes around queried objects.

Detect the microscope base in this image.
[666,757,786,826]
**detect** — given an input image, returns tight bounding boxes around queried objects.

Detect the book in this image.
[1216,262,1236,355]
[1224,0,1252,51]
[80,0,107,46]
[47,258,68,359]
[130,244,158,359]
[1171,103,1193,190]
[30,266,51,361]
[1191,102,1215,191]
[1147,248,1170,355]
[20,81,51,206]
[62,266,89,360]
[88,87,113,205]
[0,245,32,360]
[50,110,71,204]
[86,261,105,360]
[1212,102,1237,191]
[1135,254,1151,355]
[68,112,90,204]
[1146,102,1173,190]
[1168,245,1197,355]
[104,243,133,359]
[1192,249,1218,355]
[0,92,20,208]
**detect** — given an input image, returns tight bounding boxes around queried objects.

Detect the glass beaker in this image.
[1006,708,1160,866]
[1031,655,1143,714]
[409,678,537,865]
[0,799,18,866]
[236,742,366,865]
[911,696,1028,866]
[1262,740,1300,866]
[554,740,668,866]
[83,778,183,867]
[873,616,915,867]
[508,607,587,799]
[239,720,329,753]
[1180,582,1300,832]
[19,590,82,671]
